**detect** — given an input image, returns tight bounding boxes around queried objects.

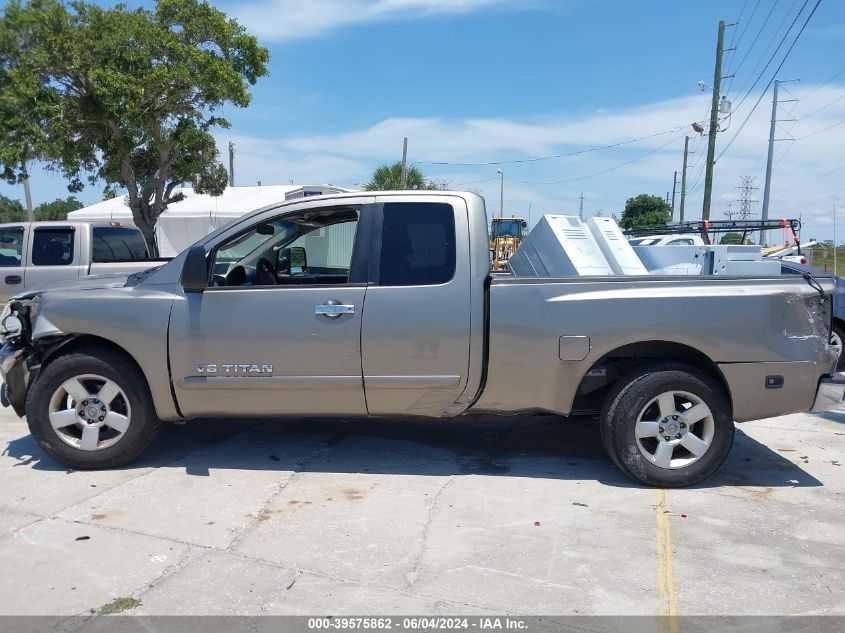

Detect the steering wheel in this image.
[255,258,277,286]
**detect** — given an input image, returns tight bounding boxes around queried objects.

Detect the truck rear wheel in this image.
[26,349,160,470]
[600,364,734,487]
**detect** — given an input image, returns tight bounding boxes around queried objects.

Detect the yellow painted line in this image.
[655,488,678,630]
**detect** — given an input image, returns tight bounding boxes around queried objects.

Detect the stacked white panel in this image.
[508,215,613,277]
[587,216,648,275]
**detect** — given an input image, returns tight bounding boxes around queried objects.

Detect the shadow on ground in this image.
[1,414,821,489]
[818,410,845,426]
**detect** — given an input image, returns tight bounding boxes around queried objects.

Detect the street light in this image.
[496,169,504,219]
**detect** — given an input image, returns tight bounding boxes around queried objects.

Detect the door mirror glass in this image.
[278,246,308,276]
[181,245,209,292]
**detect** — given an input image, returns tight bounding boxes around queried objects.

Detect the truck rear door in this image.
[361,196,475,416]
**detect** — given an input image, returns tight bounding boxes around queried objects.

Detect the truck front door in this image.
[24,226,85,291]
[168,200,373,417]
[0,225,27,303]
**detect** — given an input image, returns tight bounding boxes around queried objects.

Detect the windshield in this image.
[492,220,523,238]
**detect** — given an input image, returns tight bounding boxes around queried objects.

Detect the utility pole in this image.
[497,169,504,218]
[400,137,408,190]
[21,160,33,222]
[761,78,799,246]
[671,171,678,220]
[702,20,727,221]
[228,141,235,187]
[680,136,689,223]
[578,192,584,221]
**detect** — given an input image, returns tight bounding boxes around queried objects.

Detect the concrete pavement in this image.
[0,407,843,617]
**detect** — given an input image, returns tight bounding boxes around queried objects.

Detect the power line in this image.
[503,132,687,186]
[780,160,845,192]
[723,0,755,94]
[798,66,845,102]
[798,91,845,120]
[724,0,771,100]
[452,176,499,187]
[716,0,822,162]
[795,116,845,140]
[728,0,802,109]
[413,125,689,166]
[790,184,845,211]
[729,0,808,117]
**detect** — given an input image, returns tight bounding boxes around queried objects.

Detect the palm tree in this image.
[364,162,439,191]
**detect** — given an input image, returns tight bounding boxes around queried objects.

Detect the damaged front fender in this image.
[0,344,31,416]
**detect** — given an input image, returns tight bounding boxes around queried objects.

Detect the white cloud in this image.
[216,85,845,241]
[228,0,548,41]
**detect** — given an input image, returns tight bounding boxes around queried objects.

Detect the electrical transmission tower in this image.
[731,176,758,222]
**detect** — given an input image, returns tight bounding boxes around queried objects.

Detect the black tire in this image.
[26,348,161,470]
[832,322,845,371]
[600,363,735,487]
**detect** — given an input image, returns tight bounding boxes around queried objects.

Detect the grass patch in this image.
[98,596,141,615]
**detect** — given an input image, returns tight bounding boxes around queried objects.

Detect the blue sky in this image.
[4,0,845,241]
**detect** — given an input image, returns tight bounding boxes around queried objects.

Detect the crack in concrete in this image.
[404,475,455,589]
[224,429,349,551]
[233,552,500,613]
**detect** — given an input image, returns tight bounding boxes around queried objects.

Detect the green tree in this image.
[0,194,25,223]
[34,195,83,221]
[365,162,439,191]
[720,232,755,245]
[0,0,269,254]
[0,1,59,219]
[619,194,672,231]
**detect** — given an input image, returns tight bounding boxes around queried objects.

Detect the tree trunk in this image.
[128,198,160,257]
[137,219,159,258]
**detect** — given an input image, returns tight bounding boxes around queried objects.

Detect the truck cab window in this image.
[32,228,74,266]
[210,208,359,288]
[92,227,149,262]
[0,228,24,267]
[378,202,455,286]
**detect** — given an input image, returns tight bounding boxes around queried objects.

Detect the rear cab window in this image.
[92,226,149,262]
[378,202,456,286]
[32,228,75,266]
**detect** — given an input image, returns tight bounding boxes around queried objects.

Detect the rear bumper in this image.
[811,373,845,413]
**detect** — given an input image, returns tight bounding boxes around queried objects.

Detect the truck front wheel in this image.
[600,364,734,487]
[26,349,161,470]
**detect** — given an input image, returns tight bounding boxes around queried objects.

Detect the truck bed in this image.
[472,274,836,421]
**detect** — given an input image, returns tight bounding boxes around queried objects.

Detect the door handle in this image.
[4,275,21,285]
[315,299,355,319]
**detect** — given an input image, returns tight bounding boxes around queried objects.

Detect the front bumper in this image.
[810,373,845,413]
[0,342,29,417]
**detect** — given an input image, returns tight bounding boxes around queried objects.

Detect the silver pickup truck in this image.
[0,221,165,303]
[0,191,842,487]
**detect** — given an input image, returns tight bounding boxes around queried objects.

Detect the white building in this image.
[68,184,354,256]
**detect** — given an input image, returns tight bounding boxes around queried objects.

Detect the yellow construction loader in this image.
[490,216,528,270]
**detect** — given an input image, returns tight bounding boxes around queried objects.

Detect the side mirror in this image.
[278,246,307,276]
[181,245,209,292]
